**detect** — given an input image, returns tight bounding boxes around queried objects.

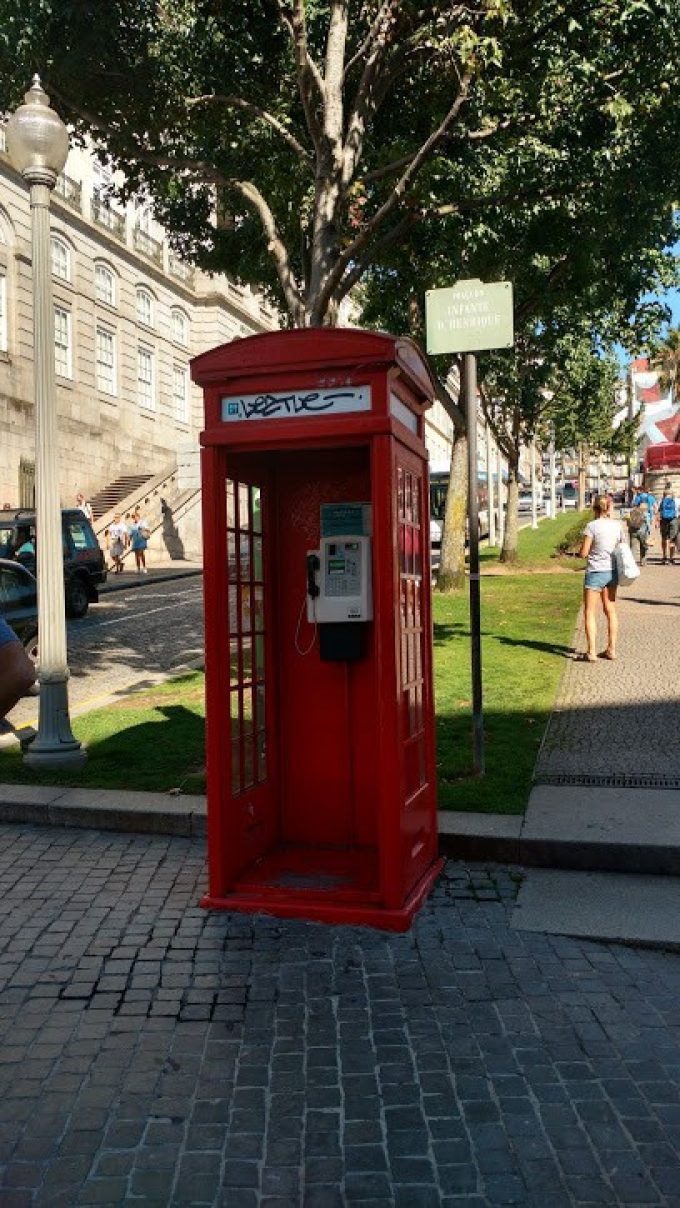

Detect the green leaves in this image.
[0,0,676,329]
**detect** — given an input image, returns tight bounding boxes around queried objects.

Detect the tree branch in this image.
[479,385,515,462]
[364,152,418,184]
[274,0,324,151]
[334,212,415,304]
[324,0,349,149]
[342,2,400,188]
[514,254,574,324]
[314,71,473,322]
[430,180,574,219]
[343,0,395,79]
[229,179,305,325]
[185,94,311,161]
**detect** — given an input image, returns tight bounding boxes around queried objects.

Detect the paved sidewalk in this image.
[100,561,202,595]
[1,824,680,1207]
[535,557,680,785]
[439,554,680,876]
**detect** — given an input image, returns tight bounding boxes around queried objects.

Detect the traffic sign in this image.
[425,279,514,355]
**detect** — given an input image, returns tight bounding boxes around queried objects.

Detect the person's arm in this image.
[0,637,36,719]
[579,534,593,559]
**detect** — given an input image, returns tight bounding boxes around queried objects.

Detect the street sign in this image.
[425,279,514,355]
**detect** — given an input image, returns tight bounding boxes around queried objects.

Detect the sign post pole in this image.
[464,353,485,776]
[425,278,514,784]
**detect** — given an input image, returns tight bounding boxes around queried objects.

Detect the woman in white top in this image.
[578,494,625,662]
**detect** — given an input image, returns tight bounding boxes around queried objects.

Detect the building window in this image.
[0,274,6,353]
[51,236,70,282]
[54,306,72,378]
[94,263,115,306]
[171,307,189,347]
[137,345,154,410]
[96,327,116,395]
[173,364,188,422]
[136,287,153,327]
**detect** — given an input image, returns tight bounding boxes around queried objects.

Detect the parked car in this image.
[0,508,107,618]
[561,483,578,509]
[0,558,38,662]
[518,490,534,513]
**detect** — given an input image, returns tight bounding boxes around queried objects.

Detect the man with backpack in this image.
[627,501,650,565]
[658,484,677,564]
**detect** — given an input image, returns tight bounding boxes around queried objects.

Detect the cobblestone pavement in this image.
[536,555,680,781]
[9,578,204,729]
[1,827,680,1206]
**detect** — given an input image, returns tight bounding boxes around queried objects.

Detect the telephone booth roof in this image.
[191,326,438,402]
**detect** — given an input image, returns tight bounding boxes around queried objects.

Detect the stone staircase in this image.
[89,474,155,520]
[93,463,202,565]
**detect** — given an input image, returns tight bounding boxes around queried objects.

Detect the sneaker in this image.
[142,568,148,574]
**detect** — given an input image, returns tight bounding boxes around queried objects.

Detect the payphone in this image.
[193,327,443,930]
[306,533,372,625]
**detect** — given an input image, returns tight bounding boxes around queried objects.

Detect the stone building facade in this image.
[0,136,276,511]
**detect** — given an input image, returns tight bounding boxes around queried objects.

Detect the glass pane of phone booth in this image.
[226,479,267,794]
[398,465,426,798]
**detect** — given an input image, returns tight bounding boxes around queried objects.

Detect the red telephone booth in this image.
[192,328,443,931]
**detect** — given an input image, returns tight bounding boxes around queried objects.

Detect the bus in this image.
[429,469,497,548]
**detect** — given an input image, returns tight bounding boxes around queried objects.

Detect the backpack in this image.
[660,496,676,520]
[628,507,646,532]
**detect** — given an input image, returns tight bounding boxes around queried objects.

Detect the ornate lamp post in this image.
[6,76,85,768]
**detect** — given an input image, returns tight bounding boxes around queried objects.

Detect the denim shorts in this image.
[584,567,617,590]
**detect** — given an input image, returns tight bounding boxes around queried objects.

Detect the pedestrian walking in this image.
[658,484,677,564]
[626,500,650,566]
[633,487,657,542]
[129,508,149,574]
[108,512,127,574]
[75,492,93,522]
[579,493,625,662]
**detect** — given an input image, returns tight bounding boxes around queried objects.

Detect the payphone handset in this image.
[306,535,372,624]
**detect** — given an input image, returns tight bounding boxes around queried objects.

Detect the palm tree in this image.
[651,327,680,405]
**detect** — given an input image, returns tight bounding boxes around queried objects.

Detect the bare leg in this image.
[602,584,618,657]
[583,587,599,660]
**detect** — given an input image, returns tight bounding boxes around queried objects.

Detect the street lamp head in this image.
[6,74,69,187]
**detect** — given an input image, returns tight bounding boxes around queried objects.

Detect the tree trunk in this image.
[436,429,468,592]
[578,442,589,509]
[500,460,520,563]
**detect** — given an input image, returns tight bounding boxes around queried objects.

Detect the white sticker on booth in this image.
[221,384,372,422]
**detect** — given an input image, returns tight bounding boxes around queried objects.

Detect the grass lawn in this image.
[480,509,589,569]
[0,672,207,794]
[0,514,584,812]
[433,573,581,813]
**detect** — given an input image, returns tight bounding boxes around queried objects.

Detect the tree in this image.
[0,0,677,330]
[650,327,680,406]
[1,2,677,585]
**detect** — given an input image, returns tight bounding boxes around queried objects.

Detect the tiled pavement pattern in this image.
[1,831,680,1204]
[536,559,680,781]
